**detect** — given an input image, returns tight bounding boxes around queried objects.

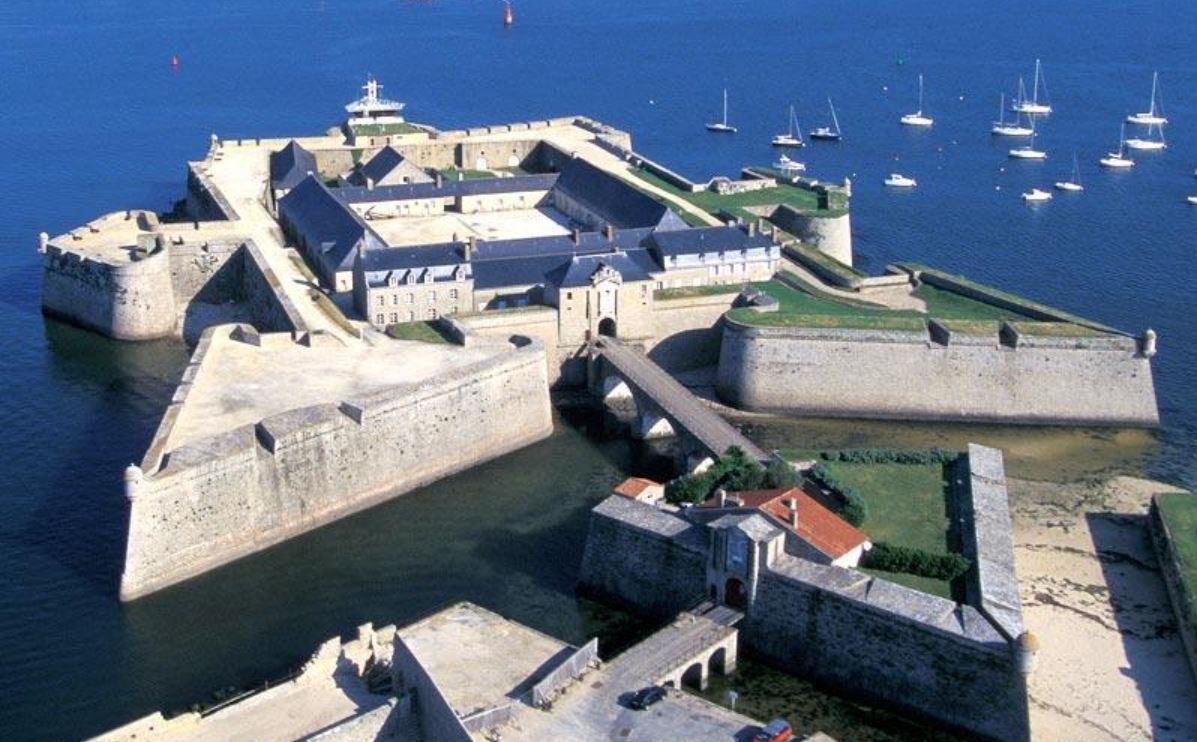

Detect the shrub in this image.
[807,463,868,526]
[863,542,972,581]
[664,446,775,505]
[765,457,800,490]
[817,448,958,465]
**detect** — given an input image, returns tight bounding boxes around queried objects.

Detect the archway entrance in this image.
[598,317,617,338]
[724,577,747,610]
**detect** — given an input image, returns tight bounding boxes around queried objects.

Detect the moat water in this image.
[1,0,1195,739]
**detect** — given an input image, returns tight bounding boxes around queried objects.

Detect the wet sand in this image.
[1010,475,1197,740]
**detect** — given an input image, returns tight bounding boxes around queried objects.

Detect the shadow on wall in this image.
[647,324,724,373]
[1085,510,1197,739]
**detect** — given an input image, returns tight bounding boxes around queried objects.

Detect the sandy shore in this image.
[1010,475,1197,741]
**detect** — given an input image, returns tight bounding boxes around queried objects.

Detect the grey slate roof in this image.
[269,140,318,191]
[279,175,385,275]
[359,242,465,272]
[553,158,688,231]
[648,225,774,257]
[543,250,658,288]
[337,174,559,205]
[357,146,407,184]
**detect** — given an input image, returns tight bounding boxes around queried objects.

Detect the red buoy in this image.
[503,1,513,26]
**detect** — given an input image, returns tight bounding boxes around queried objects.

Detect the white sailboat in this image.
[992,93,1033,136]
[1187,196,1197,205]
[884,173,917,187]
[705,88,737,133]
[1022,188,1053,203]
[1054,153,1084,192]
[1127,72,1168,126]
[809,98,842,141]
[1126,122,1166,151]
[1009,118,1046,159]
[1099,124,1135,168]
[900,74,934,127]
[771,105,803,147]
[1011,59,1052,115]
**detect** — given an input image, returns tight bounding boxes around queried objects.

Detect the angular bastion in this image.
[120,325,553,600]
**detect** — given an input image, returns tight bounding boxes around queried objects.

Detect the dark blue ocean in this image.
[1,1,1195,739]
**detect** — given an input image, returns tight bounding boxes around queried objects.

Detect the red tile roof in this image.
[613,477,662,499]
[698,487,868,560]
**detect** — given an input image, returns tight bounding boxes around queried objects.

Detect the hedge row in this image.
[807,463,867,527]
[817,448,959,465]
[863,542,972,581]
[665,448,798,505]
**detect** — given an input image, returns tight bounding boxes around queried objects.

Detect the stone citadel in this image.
[42,77,1163,741]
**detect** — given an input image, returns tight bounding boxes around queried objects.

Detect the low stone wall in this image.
[186,162,239,221]
[959,445,1024,640]
[119,337,553,600]
[41,243,178,340]
[1150,494,1197,685]
[715,318,1160,426]
[577,497,707,620]
[530,638,599,707]
[391,639,472,742]
[455,307,569,382]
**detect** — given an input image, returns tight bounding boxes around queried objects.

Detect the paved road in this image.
[593,338,768,462]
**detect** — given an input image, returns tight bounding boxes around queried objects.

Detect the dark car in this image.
[628,685,666,710]
[754,718,793,742]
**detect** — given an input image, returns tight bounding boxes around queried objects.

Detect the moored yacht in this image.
[1126,122,1166,151]
[705,88,737,133]
[1011,59,1052,115]
[1054,153,1084,192]
[900,74,934,127]
[992,93,1033,136]
[771,105,803,147]
[809,98,842,141]
[1127,72,1168,126]
[1022,188,1053,202]
[1009,120,1046,159]
[1099,124,1135,169]
[884,173,917,187]
[773,154,806,172]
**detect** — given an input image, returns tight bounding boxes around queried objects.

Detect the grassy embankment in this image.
[1157,493,1197,632]
[629,167,847,222]
[386,321,451,344]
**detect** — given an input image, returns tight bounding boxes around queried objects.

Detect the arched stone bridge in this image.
[586,337,768,466]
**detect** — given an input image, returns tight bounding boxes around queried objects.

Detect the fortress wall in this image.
[120,341,553,600]
[186,162,239,221]
[455,308,567,382]
[167,239,245,306]
[715,319,1159,426]
[744,556,1027,741]
[770,207,853,267]
[239,240,308,334]
[577,497,707,620]
[41,244,178,340]
[646,293,739,372]
[959,445,1025,640]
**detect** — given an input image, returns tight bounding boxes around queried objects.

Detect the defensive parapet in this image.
[715,314,1160,426]
[120,329,553,600]
[578,444,1030,740]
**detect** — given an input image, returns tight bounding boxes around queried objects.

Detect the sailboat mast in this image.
[723,88,728,126]
[998,93,1005,125]
[1151,72,1159,116]
[829,98,840,134]
[1032,59,1041,104]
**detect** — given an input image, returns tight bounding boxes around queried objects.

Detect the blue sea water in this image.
[0,0,1195,738]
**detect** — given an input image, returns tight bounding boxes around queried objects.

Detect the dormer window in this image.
[387,273,399,287]
[423,271,433,284]
[406,272,416,284]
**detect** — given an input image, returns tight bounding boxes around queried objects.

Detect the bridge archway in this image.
[681,661,706,691]
[725,578,747,610]
[598,317,617,338]
[710,647,729,675]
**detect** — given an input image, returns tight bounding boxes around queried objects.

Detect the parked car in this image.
[628,685,666,710]
[755,718,793,742]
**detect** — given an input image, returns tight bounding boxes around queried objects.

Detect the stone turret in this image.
[124,464,144,502]
[37,231,48,254]
[1015,631,1039,674]
[1141,328,1157,357]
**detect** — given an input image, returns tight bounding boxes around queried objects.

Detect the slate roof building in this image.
[343,146,434,188]
[267,140,318,213]
[694,487,872,568]
[279,175,386,292]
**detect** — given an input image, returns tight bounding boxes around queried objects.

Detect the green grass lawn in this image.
[630,167,841,222]
[654,284,743,301]
[816,461,953,599]
[351,122,421,136]
[1158,493,1197,626]
[727,279,926,330]
[438,167,499,181]
[913,284,1036,322]
[385,321,451,344]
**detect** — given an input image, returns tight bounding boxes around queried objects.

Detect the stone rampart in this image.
[119,337,553,600]
[1150,494,1197,685]
[959,444,1024,640]
[770,206,853,267]
[743,556,1027,740]
[715,317,1159,426]
[577,496,707,620]
[530,638,599,707]
[646,293,740,372]
[186,162,239,221]
[41,242,178,340]
[390,639,472,742]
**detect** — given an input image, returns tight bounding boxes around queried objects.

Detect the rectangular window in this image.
[427,307,438,319]
[391,294,398,305]
[389,313,398,324]
[449,288,459,300]
[376,313,384,325]
[405,293,414,304]
[376,295,384,306]
[408,311,415,322]
[428,290,437,303]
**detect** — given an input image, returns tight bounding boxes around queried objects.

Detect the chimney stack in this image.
[366,177,375,191]
[717,488,728,507]
[603,223,615,241]
[465,235,477,261]
[435,171,444,188]
[572,228,582,246]
[786,497,798,529]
